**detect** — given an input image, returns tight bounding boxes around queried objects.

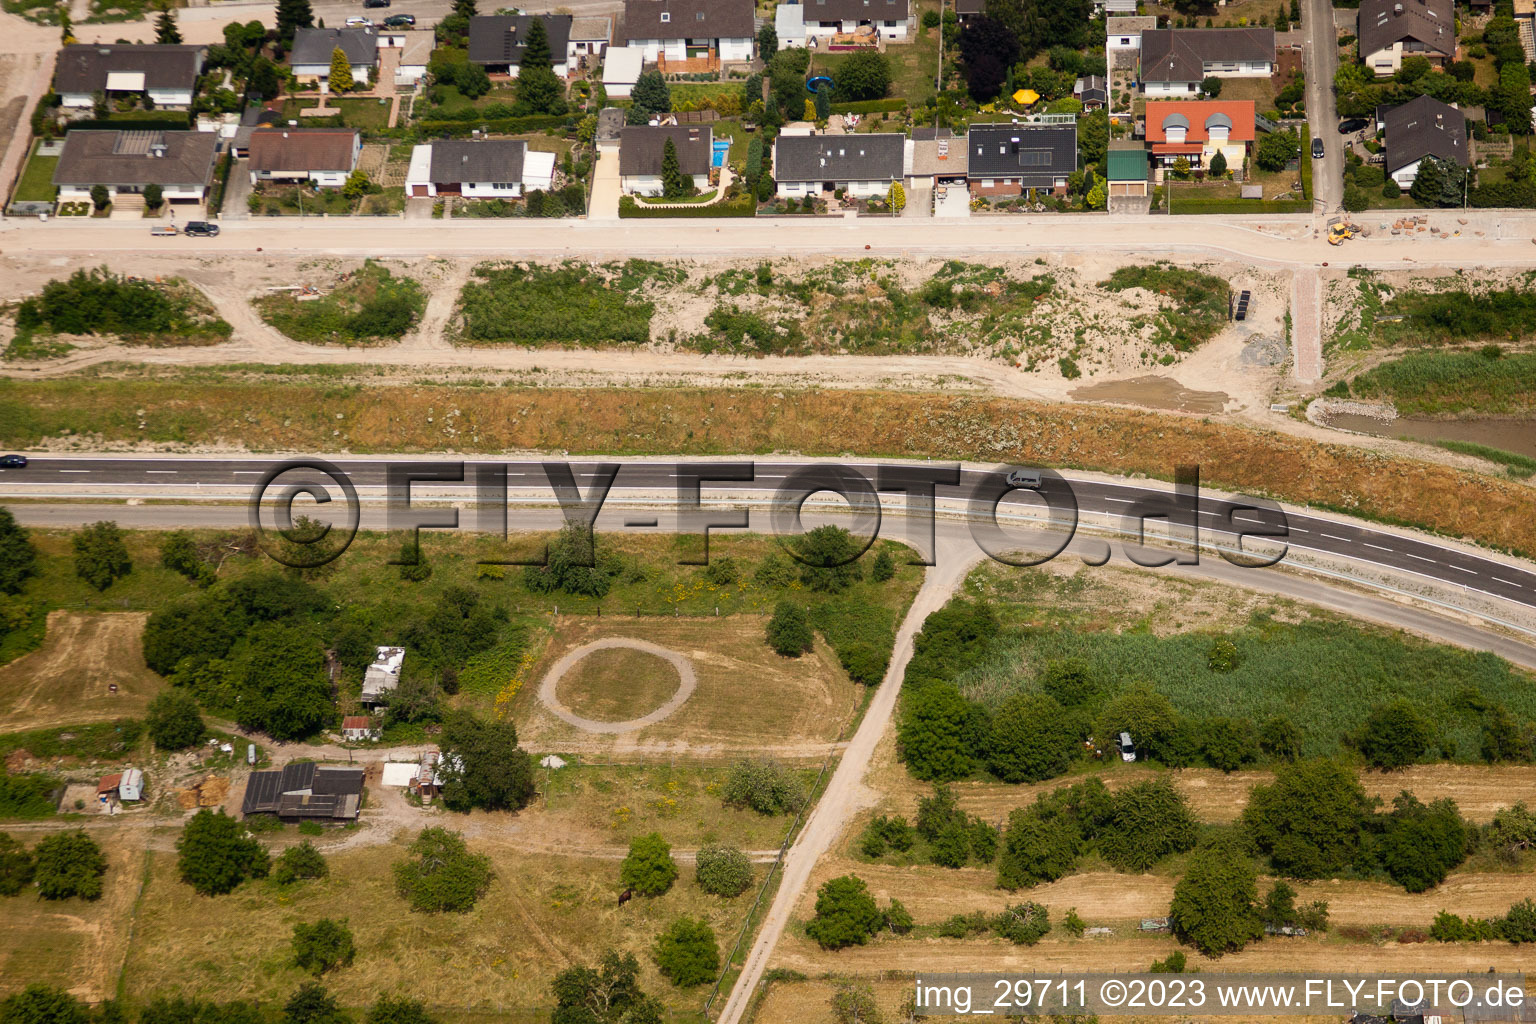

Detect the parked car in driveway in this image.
[0,455,28,468]
[1311,137,1325,159]
[1338,118,1368,134]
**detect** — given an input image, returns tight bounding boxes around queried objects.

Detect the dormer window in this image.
[696,10,704,17]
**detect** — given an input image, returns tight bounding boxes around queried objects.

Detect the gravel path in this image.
[536,637,698,734]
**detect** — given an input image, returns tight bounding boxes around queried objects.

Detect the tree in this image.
[1208,149,1228,179]
[0,986,90,1024]
[1503,898,1536,943]
[159,530,212,586]
[805,874,883,949]
[394,827,493,913]
[1202,717,1258,772]
[1099,778,1200,872]
[792,525,864,592]
[723,757,802,815]
[829,982,882,1024]
[272,841,329,885]
[177,809,269,895]
[886,180,905,213]
[813,86,830,121]
[276,0,313,43]
[451,0,476,16]
[985,693,1074,783]
[33,831,106,901]
[0,832,35,896]
[143,182,164,210]
[1243,759,1368,878]
[1342,182,1369,213]
[630,69,671,120]
[756,22,778,58]
[328,47,354,92]
[835,51,892,101]
[620,832,678,896]
[284,983,348,1024]
[552,950,664,1024]
[237,623,332,741]
[1169,833,1263,956]
[766,601,813,656]
[146,689,204,750]
[1258,716,1302,761]
[0,508,37,595]
[1355,699,1432,770]
[1097,684,1179,763]
[660,138,693,199]
[996,807,1082,889]
[367,997,438,1024]
[292,918,356,975]
[1378,793,1469,892]
[653,916,719,987]
[959,16,1020,100]
[898,683,975,781]
[514,18,567,116]
[1200,75,1222,97]
[342,170,376,199]
[436,710,535,812]
[695,843,752,897]
[154,2,181,44]
[993,901,1051,945]
[72,520,130,591]
[1254,129,1299,172]
[870,548,895,582]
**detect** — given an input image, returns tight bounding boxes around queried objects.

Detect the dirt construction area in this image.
[0,611,162,732]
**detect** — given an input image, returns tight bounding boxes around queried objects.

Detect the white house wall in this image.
[1143,80,1200,95]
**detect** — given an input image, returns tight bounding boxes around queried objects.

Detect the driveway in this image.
[1305,0,1344,215]
[588,148,621,220]
[219,158,253,220]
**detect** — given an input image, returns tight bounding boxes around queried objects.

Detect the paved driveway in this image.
[589,149,621,220]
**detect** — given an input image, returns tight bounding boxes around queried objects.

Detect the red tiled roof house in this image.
[1144,99,1255,177]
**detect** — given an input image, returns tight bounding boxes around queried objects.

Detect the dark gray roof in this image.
[1359,0,1453,59]
[242,762,319,815]
[801,0,911,22]
[467,15,573,66]
[54,44,205,95]
[1382,94,1468,173]
[954,0,985,14]
[1139,28,1274,83]
[52,130,218,187]
[619,124,713,175]
[967,123,1078,185]
[290,26,379,68]
[1075,75,1107,102]
[312,766,366,796]
[429,138,527,183]
[622,0,756,42]
[773,132,904,182]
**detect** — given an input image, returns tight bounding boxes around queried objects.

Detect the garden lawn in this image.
[809,0,939,109]
[282,97,394,131]
[13,143,58,203]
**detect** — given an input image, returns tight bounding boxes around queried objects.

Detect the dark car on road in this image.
[184,221,219,237]
[1311,138,1325,159]
[0,455,28,468]
[383,13,415,25]
[364,0,390,8]
[1338,118,1368,134]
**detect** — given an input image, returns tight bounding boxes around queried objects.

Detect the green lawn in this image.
[282,96,394,132]
[809,0,939,109]
[669,82,743,107]
[712,118,751,169]
[12,143,58,203]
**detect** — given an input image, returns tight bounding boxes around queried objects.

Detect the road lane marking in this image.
[1493,577,1524,588]
[60,469,90,474]
[1289,527,1309,534]
[1105,497,1134,504]
[1407,553,1435,562]
[1364,543,1393,552]
[1321,533,1349,541]
[146,470,178,474]
[1451,565,1478,575]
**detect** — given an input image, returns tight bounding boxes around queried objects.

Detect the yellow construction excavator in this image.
[1327,221,1355,245]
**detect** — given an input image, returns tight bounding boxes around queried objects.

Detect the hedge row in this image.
[618,195,756,218]
[1170,198,1312,215]
[62,117,192,133]
[829,98,908,115]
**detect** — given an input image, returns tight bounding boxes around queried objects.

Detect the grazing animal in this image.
[618,887,634,907]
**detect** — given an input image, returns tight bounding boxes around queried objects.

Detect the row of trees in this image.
[0,983,442,1024]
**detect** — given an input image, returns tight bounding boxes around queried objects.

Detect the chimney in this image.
[1393,3,1403,14]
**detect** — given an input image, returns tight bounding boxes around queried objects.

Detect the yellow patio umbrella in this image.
[1012,88,1040,106]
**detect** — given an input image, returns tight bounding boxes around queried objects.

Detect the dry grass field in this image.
[513,617,862,756]
[120,834,749,1017]
[0,612,163,732]
[555,646,684,724]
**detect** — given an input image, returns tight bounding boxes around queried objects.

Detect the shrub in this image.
[870,548,895,581]
[0,832,35,896]
[984,693,1075,784]
[898,683,977,781]
[805,874,884,949]
[272,840,328,885]
[620,832,678,897]
[72,520,131,591]
[1378,793,1469,892]
[1355,699,1433,769]
[997,808,1082,889]
[1430,909,1467,942]
[394,827,493,912]
[177,809,269,896]
[1063,907,1086,936]
[858,814,916,858]
[159,530,214,586]
[33,832,107,901]
[1150,951,1188,973]
[284,982,348,1024]
[722,758,802,815]
[653,916,719,987]
[992,902,1051,945]
[1099,778,1201,872]
[1501,898,1536,943]
[0,987,91,1024]
[1202,717,1258,772]
[292,918,356,975]
[365,996,438,1024]
[1258,716,1303,762]
[885,897,913,934]
[766,601,814,656]
[1039,659,1097,707]
[0,509,37,596]
[792,525,865,592]
[1169,832,1263,956]
[146,689,204,750]
[695,843,752,897]
[1243,759,1369,878]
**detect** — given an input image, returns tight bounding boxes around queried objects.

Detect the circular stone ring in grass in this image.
[538,638,697,734]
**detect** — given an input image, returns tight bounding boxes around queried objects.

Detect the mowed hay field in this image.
[556,646,683,723]
[514,617,862,753]
[0,611,163,732]
[121,837,750,1017]
[0,829,146,1000]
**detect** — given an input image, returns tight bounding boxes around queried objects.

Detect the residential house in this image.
[773,131,905,197]
[1074,74,1108,109]
[904,127,968,192]
[569,15,613,63]
[619,124,713,194]
[1516,0,1536,63]
[289,26,380,84]
[1100,0,1137,12]
[52,129,219,203]
[468,15,574,76]
[248,127,361,187]
[96,768,144,809]
[602,45,646,97]
[1358,0,1453,75]
[775,1,807,45]
[1106,144,1149,196]
[361,645,406,705]
[341,716,379,742]
[1143,99,1255,174]
[54,43,206,109]
[800,0,911,41]
[1138,28,1275,95]
[966,122,1078,196]
[394,30,436,85]
[1106,16,1156,53]
[241,762,366,823]
[405,138,556,197]
[954,0,986,24]
[622,0,756,66]
[1380,94,1468,188]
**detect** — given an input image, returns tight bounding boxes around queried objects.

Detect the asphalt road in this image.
[1305,0,1344,215]
[5,456,1534,610]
